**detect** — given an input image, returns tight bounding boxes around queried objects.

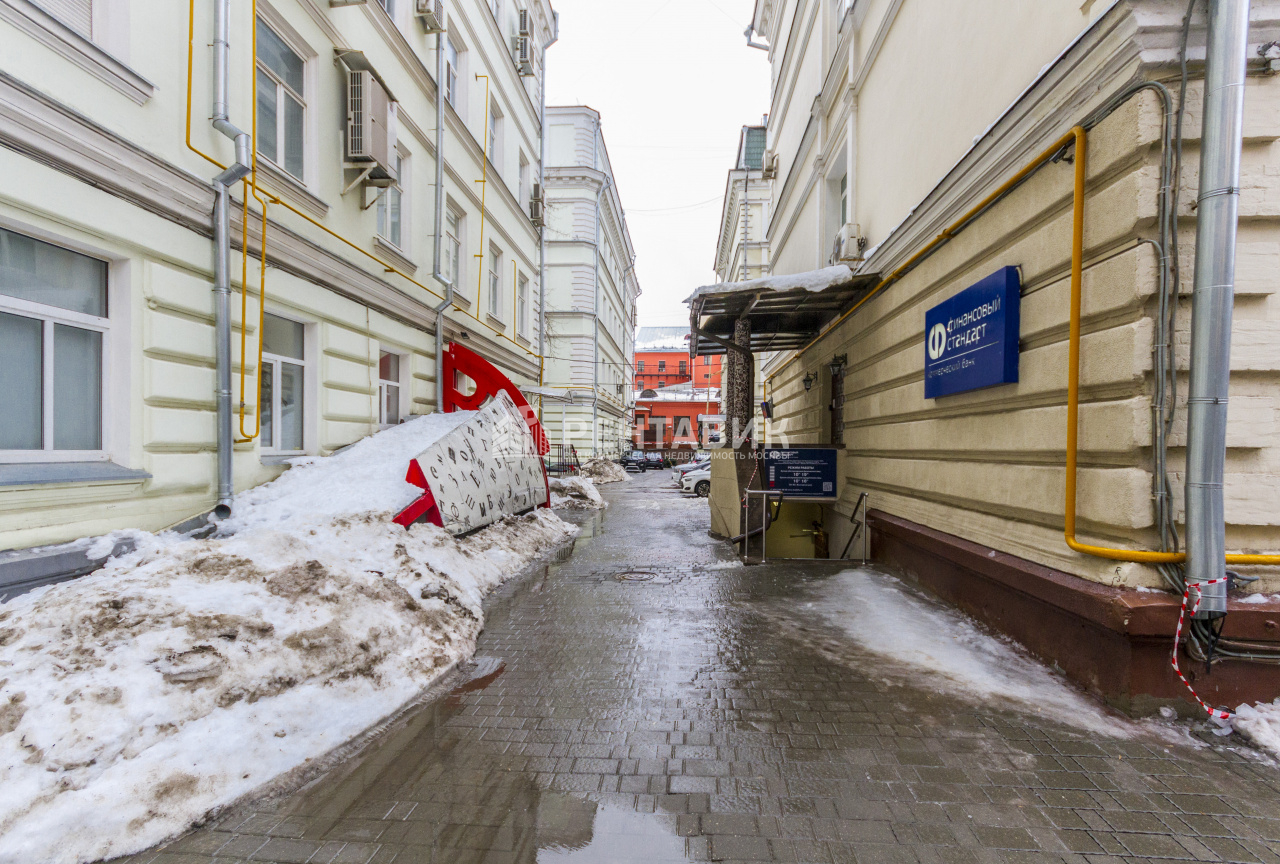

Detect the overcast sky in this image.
[544,0,771,329]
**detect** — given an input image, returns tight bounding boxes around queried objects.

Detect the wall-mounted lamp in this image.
[803,373,815,391]
[828,354,848,376]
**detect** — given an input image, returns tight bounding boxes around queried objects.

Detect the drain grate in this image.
[615,570,658,582]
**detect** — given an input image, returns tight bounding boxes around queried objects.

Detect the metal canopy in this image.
[687,274,879,357]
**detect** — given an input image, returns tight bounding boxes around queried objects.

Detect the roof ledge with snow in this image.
[684,265,880,356]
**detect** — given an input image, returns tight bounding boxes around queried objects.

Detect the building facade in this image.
[737,0,1280,709]
[541,105,639,459]
[713,124,771,283]
[0,0,555,554]
[633,326,722,393]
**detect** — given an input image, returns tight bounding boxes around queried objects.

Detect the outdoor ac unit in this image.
[518,7,531,35]
[529,198,544,227]
[830,224,866,264]
[346,70,397,185]
[761,152,778,180]
[414,0,445,32]
[511,34,534,75]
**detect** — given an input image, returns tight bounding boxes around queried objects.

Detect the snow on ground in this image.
[1232,700,1280,759]
[579,459,628,484]
[549,477,606,510]
[808,569,1144,738]
[0,413,576,864]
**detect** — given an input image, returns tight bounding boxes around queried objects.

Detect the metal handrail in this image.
[840,492,870,563]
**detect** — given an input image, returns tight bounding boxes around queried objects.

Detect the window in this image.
[33,0,92,38]
[658,381,665,388]
[839,174,848,226]
[260,313,306,453]
[377,152,406,250]
[487,245,502,320]
[444,38,460,109]
[256,19,306,181]
[490,0,502,22]
[487,101,502,168]
[518,152,530,203]
[378,350,402,427]
[679,361,687,376]
[443,208,462,286]
[658,360,666,372]
[517,272,529,337]
[0,227,107,456]
[637,360,644,373]
[377,0,394,15]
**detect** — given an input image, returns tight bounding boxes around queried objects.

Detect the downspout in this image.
[591,122,611,458]
[211,0,252,518]
[1185,0,1251,617]
[432,29,455,411]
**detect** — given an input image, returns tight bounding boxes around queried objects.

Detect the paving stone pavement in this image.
[119,471,1280,864]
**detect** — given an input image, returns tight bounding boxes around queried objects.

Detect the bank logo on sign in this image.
[927,323,947,361]
[923,266,1021,399]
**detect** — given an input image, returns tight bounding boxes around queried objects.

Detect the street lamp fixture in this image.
[828,354,848,376]
[803,372,815,391]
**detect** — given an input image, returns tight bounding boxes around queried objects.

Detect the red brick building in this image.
[633,328,722,392]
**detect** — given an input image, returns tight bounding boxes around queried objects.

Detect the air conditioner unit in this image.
[829,223,866,265]
[531,182,543,203]
[518,8,531,35]
[529,198,544,227]
[761,152,778,180]
[414,0,445,32]
[511,34,534,75]
[346,70,397,185]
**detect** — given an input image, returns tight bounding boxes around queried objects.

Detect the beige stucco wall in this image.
[765,80,1280,592]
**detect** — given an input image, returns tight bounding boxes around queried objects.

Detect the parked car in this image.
[672,459,710,484]
[621,450,657,472]
[645,452,665,470]
[681,466,711,498]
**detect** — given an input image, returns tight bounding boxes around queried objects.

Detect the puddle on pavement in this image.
[536,802,687,863]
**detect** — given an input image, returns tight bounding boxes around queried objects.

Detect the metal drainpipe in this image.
[432,29,455,411]
[211,0,252,518]
[591,118,603,458]
[1186,0,1251,617]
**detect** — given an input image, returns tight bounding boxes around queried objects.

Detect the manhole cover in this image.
[615,570,658,582]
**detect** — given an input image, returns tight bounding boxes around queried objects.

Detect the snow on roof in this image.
[635,384,720,402]
[634,326,689,352]
[684,265,855,305]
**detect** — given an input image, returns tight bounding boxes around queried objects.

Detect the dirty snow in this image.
[549,477,607,510]
[579,458,628,484]
[808,569,1141,737]
[1231,700,1280,760]
[1240,593,1280,604]
[0,413,576,864]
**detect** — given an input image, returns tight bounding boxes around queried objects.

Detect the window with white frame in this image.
[260,313,306,453]
[487,101,503,168]
[517,272,529,337]
[378,349,402,426]
[518,152,530,204]
[487,245,502,320]
[256,18,306,181]
[839,174,848,226]
[376,0,394,16]
[0,226,107,458]
[444,37,460,110]
[443,207,463,286]
[490,0,502,23]
[377,151,406,250]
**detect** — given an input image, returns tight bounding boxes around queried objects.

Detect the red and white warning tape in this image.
[1171,577,1234,722]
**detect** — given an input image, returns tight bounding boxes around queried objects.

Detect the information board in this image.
[764,447,838,499]
[924,266,1021,399]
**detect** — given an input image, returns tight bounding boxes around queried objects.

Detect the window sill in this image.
[252,160,329,219]
[0,461,151,488]
[373,235,416,273]
[486,314,506,330]
[261,453,306,466]
[0,0,155,104]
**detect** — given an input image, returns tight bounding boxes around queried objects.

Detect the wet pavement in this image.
[120,471,1280,864]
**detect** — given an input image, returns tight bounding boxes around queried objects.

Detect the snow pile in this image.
[1240,593,1280,604]
[810,569,1135,736]
[549,477,606,510]
[0,413,576,864]
[579,459,628,484]
[1231,700,1280,759]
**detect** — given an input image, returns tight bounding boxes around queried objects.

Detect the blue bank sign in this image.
[924,266,1021,399]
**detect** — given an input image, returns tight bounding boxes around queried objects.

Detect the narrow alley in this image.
[121,473,1280,864]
